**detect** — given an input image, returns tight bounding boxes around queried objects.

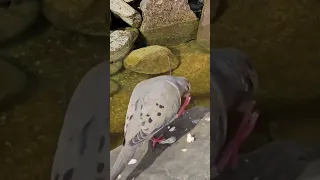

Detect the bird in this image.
[50,61,110,180]
[210,75,228,178]
[110,75,191,180]
[211,48,260,174]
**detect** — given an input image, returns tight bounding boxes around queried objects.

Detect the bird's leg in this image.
[216,101,259,171]
[151,135,166,149]
[177,93,191,117]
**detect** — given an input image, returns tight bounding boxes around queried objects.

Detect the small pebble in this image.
[117,174,121,179]
[167,126,171,129]
[191,119,200,124]
[159,136,176,144]
[169,126,176,132]
[181,149,187,152]
[128,159,137,165]
[186,133,195,143]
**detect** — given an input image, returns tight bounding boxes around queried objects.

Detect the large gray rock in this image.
[110,106,210,180]
[0,59,27,105]
[0,0,40,43]
[110,28,139,62]
[43,0,108,36]
[139,0,199,46]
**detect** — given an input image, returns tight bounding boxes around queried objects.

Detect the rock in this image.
[139,0,199,46]
[212,0,220,20]
[124,45,179,75]
[215,141,320,180]
[0,60,27,105]
[110,0,142,28]
[110,80,120,96]
[110,106,210,180]
[110,60,123,75]
[196,0,210,50]
[0,0,40,43]
[110,28,139,62]
[43,0,108,36]
[296,160,320,180]
[172,42,210,95]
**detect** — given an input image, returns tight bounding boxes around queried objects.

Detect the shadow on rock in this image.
[214,140,320,180]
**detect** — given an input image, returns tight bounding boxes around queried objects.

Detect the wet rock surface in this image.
[110,106,210,180]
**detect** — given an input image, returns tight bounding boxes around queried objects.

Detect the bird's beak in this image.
[183,92,190,98]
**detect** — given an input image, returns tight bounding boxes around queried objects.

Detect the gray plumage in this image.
[211,47,258,112]
[211,76,228,178]
[110,75,191,180]
[210,48,259,177]
[50,61,109,180]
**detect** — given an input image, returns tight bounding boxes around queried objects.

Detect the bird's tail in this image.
[110,145,137,180]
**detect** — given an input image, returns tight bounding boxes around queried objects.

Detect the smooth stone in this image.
[110,60,123,75]
[124,45,179,75]
[110,80,120,96]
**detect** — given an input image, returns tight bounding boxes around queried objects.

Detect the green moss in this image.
[124,45,179,74]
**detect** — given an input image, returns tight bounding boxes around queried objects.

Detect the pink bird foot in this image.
[177,93,191,117]
[216,103,259,172]
[151,135,166,149]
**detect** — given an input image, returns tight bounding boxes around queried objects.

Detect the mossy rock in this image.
[110,60,123,75]
[172,42,210,96]
[110,70,150,133]
[110,80,120,96]
[124,45,179,75]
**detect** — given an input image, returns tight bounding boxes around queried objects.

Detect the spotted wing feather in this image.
[127,90,181,146]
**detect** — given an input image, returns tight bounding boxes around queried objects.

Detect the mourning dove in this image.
[110,75,191,180]
[50,61,109,180]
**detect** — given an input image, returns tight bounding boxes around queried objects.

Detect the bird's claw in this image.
[151,135,166,149]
